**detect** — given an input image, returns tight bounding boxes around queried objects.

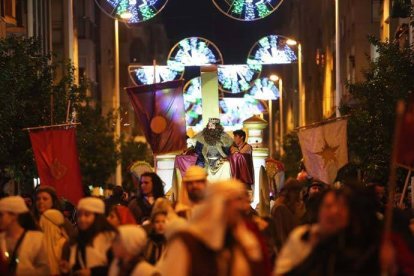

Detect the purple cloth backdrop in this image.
[229,153,255,186]
[126,80,187,155]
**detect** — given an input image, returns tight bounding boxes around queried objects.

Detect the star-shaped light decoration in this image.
[315,140,339,168]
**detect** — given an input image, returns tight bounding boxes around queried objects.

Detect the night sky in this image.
[155,0,290,64]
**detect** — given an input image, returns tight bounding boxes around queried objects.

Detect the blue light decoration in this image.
[249,77,280,100]
[247,35,298,65]
[128,65,184,85]
[168,37,223,67]
[217,64,262,93]
[97,0,168,24]
[219,95,265,130]
[212,0,284,21]
[183,77,265,131]
[183,77,203,131]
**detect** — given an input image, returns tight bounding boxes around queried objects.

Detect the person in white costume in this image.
[109,225,159,276]
[157,179,265,276]
[39,209,69,275]
[0,196,49,275]
[61,197,117,276]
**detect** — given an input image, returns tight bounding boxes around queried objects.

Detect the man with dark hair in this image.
[231,129,253,154]
[128,172,165,224]
[105,185,127,215]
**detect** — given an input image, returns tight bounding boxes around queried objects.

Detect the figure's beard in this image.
[188,190,205,203]
[202,126,224,145]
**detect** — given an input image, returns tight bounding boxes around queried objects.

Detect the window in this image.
[1,0,16,24]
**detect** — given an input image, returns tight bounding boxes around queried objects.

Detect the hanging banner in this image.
[126,80,187,155]
[298,119,348,184]
[29,127,83,204]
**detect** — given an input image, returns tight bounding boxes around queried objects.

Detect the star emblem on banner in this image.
[315,140,339,168]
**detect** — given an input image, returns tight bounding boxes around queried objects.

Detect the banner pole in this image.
[399,169,412,207]
[153,59,157,84]
[23,123,80,131]
[66,100,71,123]
[384,101,406,235]
[50,93,54,125]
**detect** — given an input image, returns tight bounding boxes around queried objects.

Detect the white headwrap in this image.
[77,197,105,214]
[187,179,262,260]
[39,209,67,275]
[177,166,208,210]
[0,196,29,214]
[118,225,147,255]
[182,166,207,182]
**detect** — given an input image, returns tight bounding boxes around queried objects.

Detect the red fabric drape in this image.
[396,95,414,169]
[126,80,187,155]
[29,128,84,204]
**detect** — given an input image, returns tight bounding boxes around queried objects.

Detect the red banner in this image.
[396,96,414,169]
[29,127,83,204]
[126,80,187,155]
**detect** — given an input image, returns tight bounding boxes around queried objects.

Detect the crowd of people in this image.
[0,164,414,276]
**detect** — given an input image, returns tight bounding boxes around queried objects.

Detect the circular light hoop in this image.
[183,77,203,130]
[219,94,266,130]
[247,35,298,65]
[212,0,284,22]
[217,64,262,94]
[249,77,280,100]
[167,37,223,67]
[95,0,169,24]
[128,65,184,85]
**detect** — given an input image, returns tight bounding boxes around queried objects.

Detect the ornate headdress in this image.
[208,118,220,124]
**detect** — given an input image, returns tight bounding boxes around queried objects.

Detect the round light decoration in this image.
[95,0,169,24]
[128,65,184,85]
[220,94,266,130]
[183,77,265,131]
[183,77,203,131]
[249,77,280,100]
[168,37,223,67]
[212,0,284,21]
[247,35,298,65]
[217,64,262,94]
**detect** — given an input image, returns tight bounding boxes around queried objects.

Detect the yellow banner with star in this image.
[297,119,348,184]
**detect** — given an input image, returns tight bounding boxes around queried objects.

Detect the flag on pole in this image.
[126,80,187,155]
[298,119,348,184]
[29,127,84,204]
[396,96,414,169]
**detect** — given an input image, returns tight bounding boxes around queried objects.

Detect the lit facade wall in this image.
[280,0,380,126]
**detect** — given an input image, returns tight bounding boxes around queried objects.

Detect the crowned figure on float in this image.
[191,118,233,181]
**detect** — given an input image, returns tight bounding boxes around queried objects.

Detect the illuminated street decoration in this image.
[97,0,168,23]
[212,0,284,21]
[184,77,203,131]
[247,35,297,65]
[217,64,262,93]
[183,77,265,131]
[249,77,280,100]
[220,94,265,130]
[168,37,223,67]
[128,65,184,85]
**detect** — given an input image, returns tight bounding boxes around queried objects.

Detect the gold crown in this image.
[208,118,220,124]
